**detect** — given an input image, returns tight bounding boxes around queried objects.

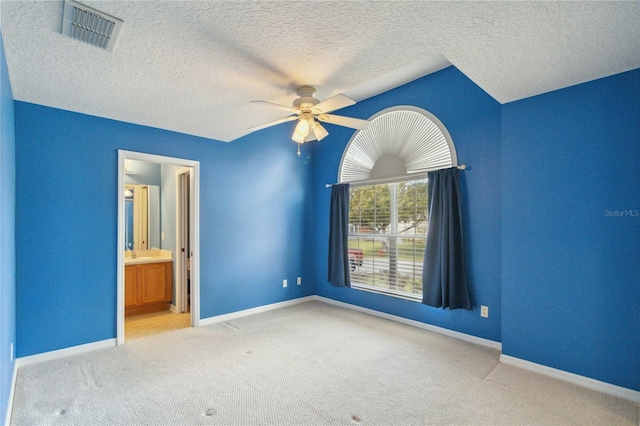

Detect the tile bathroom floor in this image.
[125,310,191,341]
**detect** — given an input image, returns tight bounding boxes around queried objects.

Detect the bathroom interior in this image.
[123,159,191,340]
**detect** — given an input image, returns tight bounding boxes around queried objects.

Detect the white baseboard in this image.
[198,296,316,327]
[169,304,178,313]
[500,354,640,404]
[313,295,502,351]
[15,339,117,369]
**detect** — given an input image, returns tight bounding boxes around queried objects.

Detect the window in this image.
[349,179,427,299]
[337,106,457,300]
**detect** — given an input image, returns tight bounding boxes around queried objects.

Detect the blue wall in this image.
[502,69,640,391]
[8,57,639,398]
[14,103,315,357]
[0,28,16,425]
[312,67,503,342]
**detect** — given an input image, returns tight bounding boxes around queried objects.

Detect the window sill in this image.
[351,282,422,303]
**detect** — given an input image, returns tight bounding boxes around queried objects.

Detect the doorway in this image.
[117,150,200,345]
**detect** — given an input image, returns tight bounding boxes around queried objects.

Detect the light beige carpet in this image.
[11,301,639,425]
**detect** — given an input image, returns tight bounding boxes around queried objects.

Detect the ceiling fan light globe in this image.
[291,132,305,143]
[312,122,329,141]
[294,119,309,137]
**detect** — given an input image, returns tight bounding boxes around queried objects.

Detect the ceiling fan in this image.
[248,86,370,148]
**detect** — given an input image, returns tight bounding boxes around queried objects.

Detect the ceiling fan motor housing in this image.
[293,86,320,110]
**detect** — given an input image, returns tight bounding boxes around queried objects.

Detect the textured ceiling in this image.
[1,1,638,142]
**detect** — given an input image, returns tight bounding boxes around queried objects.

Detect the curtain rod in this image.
[324,164,467,188]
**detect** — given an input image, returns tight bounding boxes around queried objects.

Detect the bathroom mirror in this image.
[125,184,160,251]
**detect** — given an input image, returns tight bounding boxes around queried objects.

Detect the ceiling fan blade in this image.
[251,100,300,115]
[312,94,355,114]
[316,114,370,130]
[247,115,298,132]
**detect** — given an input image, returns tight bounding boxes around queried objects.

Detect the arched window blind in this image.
[338,106,457,184]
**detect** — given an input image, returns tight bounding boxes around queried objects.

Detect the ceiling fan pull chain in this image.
[297,143,301,157]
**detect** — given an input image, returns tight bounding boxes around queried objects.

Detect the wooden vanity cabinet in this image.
[125,261,173,316]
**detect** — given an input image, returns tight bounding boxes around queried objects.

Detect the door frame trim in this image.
[117,150,201,345]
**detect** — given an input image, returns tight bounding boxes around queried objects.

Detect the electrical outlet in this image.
[480,305,489,318]
[297,277,302,285]
[282,279,287,288]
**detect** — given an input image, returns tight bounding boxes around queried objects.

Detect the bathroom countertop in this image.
[124,249,173,265]
[125,257,173,265]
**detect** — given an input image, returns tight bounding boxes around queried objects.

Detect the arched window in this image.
[338,106,457,299]
[339,106,457,184]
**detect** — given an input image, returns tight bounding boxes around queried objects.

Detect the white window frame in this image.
[348,178,428,301]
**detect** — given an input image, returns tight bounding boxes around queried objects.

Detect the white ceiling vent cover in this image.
[61,0,123,52]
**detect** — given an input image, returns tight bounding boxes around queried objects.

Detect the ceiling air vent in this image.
[61,0,123,52]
